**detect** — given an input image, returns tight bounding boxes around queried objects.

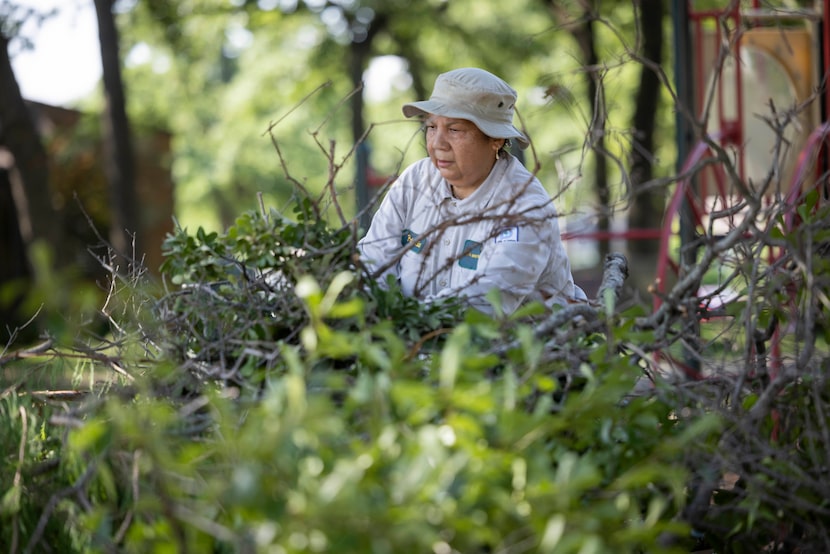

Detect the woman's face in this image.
[424,115,503,197]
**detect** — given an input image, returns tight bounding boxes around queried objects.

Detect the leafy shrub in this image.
[1,194,719,553]
[6,162,830,552]
[63,291,713,553]
[0,391,86,552]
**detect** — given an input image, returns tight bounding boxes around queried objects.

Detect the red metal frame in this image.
[652,1,830,379]
[689,4,745,149]
[559,3,752,252]
[826,0,830,131]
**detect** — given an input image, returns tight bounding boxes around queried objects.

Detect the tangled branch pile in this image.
[2,124,830,553]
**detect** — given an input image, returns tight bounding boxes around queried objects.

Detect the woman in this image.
[358,67,583,315]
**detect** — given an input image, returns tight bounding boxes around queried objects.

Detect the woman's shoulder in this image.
[393,158,442,194]
[401,157,436,175]
[502,156,553,202]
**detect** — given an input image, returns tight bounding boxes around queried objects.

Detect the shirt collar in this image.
[428,155,513,207]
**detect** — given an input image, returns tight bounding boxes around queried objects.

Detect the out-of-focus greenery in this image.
[0,191,718,552]
[4,171,830,552]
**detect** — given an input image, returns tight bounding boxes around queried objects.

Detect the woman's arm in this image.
[452,222,567,314]
[357,175,411,288]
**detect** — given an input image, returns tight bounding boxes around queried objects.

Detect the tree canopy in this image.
[103,0,670,235]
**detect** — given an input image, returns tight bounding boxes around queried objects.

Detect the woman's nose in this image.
[429,128,449,149]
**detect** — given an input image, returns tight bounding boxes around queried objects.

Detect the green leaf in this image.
[327,297,364,319]
[320,271,355,315]
[539,514,566,552]
[742,393,758,411]
[602,286,616,317]
[68,419,110,455]
[0,483,21,516]
[440,325,471,392]
[510,301,546,320]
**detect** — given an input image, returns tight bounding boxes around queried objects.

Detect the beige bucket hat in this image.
[402,67,530,149]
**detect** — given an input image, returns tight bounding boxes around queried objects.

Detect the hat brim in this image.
[402,100,530,149]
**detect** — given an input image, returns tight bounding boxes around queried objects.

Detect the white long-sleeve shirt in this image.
[358,155,581,314]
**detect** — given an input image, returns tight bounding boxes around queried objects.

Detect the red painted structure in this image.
[653,1,830,376]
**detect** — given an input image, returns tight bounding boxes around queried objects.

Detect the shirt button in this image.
[439,280,447,287]
[444,239,450,245]
[452,201,457,207]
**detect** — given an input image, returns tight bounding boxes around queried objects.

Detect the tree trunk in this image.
[542,0,610,260]
[94,0,139,262]
[0,32,69,337]
[0,34,63,259]
[351,38,371,231]
[626,0,665,293]
[0,168,32,336]
[350,13,387,231]
[574,11,610,260]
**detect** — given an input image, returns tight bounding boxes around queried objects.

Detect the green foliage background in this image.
[87,0,680,234]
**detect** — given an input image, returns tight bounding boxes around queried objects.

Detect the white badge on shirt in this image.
[495,226,520,243]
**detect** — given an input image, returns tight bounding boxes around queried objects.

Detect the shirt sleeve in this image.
[448,213,569,314]
[357,170,412,288]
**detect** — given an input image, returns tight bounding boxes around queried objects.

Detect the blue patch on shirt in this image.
[401,229,426,253]
[495,226,520,243]
[458,240,482,270]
